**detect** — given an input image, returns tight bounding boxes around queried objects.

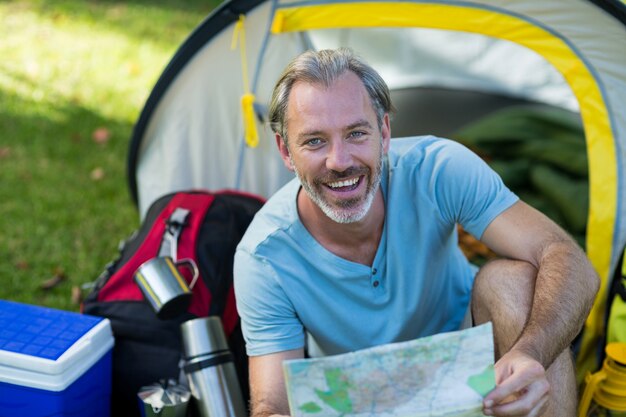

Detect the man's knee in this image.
[471,259,538,357]
[471,259,537,324]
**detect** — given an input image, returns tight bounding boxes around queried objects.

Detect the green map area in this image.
[284,323,495,417]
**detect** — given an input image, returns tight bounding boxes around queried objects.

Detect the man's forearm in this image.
[512,238,599,368]
[249,349,303,417]
[252,410,289,417]
[251,397,291,417]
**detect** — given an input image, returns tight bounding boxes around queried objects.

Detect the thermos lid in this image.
[180,317,229,359]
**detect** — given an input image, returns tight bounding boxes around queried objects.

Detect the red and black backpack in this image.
[83,190,264,417]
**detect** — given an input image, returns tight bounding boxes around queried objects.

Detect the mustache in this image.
[315,166,369,184]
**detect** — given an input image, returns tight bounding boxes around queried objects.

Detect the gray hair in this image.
[269,48,394,143]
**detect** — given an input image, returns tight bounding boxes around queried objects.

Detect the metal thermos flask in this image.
[180,317,247,417]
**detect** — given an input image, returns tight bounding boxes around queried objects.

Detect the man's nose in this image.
[326,140,352,172]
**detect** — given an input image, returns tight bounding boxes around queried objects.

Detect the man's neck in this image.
[297,188,385,266]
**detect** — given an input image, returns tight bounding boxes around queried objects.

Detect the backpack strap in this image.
[159,208,190,259]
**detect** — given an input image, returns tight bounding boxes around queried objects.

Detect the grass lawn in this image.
[0,0,220,311]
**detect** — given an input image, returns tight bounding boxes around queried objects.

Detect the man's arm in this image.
[480,200,598,367]
[249,348,304,417]
[479,201,599,408]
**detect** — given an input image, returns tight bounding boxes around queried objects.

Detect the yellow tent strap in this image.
[231,14,259,148]
[270,2,617,382]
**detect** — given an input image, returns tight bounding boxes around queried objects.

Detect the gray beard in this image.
[291,142,383,224]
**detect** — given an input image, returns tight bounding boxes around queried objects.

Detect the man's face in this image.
[277,71,391,223]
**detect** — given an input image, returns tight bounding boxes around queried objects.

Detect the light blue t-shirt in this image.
[234,136,518,357]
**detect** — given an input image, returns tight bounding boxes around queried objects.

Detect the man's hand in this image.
[483,349,550,416]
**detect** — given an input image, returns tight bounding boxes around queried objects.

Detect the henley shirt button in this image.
[373,280,380,288]
[372,268,377,275]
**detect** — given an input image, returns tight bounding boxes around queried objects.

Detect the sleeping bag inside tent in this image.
[127,0,626,386]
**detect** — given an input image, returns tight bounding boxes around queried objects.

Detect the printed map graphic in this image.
[283,323,495,417]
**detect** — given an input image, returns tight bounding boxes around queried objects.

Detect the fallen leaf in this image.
[71,286,83,305]
[92,127,111,144]
[52,12,66,23]
[126,61,141,76]
[40,269,66,290]
[0,147,10,159]
[15,260,29,270]
[90,167,105,180]
[108,4,128,18]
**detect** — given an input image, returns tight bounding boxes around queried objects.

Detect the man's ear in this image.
[276,134,295,171]
[381,113,391,153]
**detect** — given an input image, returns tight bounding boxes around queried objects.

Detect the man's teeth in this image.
[328,177,359,188]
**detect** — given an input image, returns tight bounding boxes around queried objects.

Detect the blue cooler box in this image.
[0,300,114,417]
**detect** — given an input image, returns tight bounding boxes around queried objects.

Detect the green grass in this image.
[0,0,220,311]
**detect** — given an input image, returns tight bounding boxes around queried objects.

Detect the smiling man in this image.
[233,49,599,417]
[284,71,386,226]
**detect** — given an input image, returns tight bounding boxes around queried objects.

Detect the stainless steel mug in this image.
[134,256,199,319]
[180,317,246,417]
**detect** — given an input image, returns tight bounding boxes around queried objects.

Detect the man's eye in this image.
[305,138,322,146]
[349,131,365,139]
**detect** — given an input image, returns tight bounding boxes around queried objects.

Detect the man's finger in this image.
[484,372,530,405]
[484,380,549,417]
[488,388,548,417]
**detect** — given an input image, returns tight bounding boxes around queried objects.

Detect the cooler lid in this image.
[0,300,114,391]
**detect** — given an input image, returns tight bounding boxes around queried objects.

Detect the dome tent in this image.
[127,0,626,384]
